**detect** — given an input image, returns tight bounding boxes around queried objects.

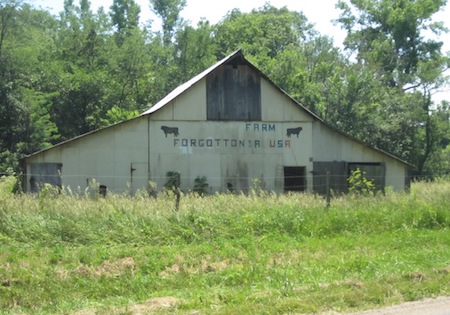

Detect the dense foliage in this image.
[0,0,449,177]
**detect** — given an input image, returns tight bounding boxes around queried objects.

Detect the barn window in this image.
[207,63,261,121]
[284,166,306,192]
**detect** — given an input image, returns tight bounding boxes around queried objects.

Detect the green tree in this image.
[265,37,348,118]
[0,0,20,59]
[47,0,113,139]
[425,100,450,176]
[103,26,155,121]
[109,0,140,46]
[149,0,186,46]
[213,4,315,61]
[173,20,216,83]
[336,0,449,175]
[0,2,59,172]
[337,0,447,90]
[0,0,21,162]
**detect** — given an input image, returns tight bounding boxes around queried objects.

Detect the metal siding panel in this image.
[313,162,348,194]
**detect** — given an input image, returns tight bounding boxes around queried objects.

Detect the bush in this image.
[0,169,20,195]
[193,176,209,195]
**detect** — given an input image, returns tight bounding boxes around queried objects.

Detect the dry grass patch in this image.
[70,297,181,315]
[70,257,136,278]
[435,265,450,274]
[127,296,181,312]
[268,250,304,267]
[159,255,230,276]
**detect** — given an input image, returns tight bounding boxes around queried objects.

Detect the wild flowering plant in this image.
[347,168,375,195]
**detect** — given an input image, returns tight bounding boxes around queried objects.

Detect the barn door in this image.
[130,162,149,195]
[313,161,348,194]
[30,163,62,192]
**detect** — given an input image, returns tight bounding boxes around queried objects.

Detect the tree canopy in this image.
[0,0,449,178]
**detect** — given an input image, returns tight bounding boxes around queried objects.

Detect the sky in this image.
[33,0,450,103]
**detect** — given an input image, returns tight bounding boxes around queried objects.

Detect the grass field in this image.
[0,179,449,314]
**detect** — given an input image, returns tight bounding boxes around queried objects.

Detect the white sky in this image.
[32,0,450,103]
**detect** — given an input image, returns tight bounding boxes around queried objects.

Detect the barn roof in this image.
[141,49,322,120]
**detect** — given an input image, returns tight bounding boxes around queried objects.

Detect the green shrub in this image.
[0,173,18,195]
[193,176,209,195]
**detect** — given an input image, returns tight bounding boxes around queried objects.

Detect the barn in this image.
[22,50,411,195]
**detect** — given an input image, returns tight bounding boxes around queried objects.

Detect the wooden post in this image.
[175,172,181,211]
[326,171,331,209]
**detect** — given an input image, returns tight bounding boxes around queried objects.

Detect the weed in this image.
[348,168,376,195]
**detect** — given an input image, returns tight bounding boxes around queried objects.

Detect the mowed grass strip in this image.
[0,180,449,314]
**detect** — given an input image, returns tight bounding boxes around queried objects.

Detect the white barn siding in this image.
[151,80,207,121]
[26,116,149,194]
[261,80,314,122]
[148,120,312,193]
[145,75,316,193]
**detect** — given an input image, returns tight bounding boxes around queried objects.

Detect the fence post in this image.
[175,172,181,211]
[326,171,331,209]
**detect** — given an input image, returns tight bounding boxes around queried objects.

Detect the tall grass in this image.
[1,181,449,245]
[0,179,449,314]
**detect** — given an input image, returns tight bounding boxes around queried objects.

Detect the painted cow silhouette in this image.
[161,126,179,137]
[286,127,302,138]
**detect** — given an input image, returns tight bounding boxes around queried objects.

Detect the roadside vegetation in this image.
[0,178,449,314]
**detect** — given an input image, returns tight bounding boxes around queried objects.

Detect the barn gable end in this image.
[148,50,315,123]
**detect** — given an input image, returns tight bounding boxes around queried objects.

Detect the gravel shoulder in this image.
[346,296,450,315]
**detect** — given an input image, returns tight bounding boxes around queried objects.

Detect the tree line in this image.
[1,0,449,177]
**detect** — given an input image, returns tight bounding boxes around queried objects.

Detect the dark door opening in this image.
[284,166,306,192]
